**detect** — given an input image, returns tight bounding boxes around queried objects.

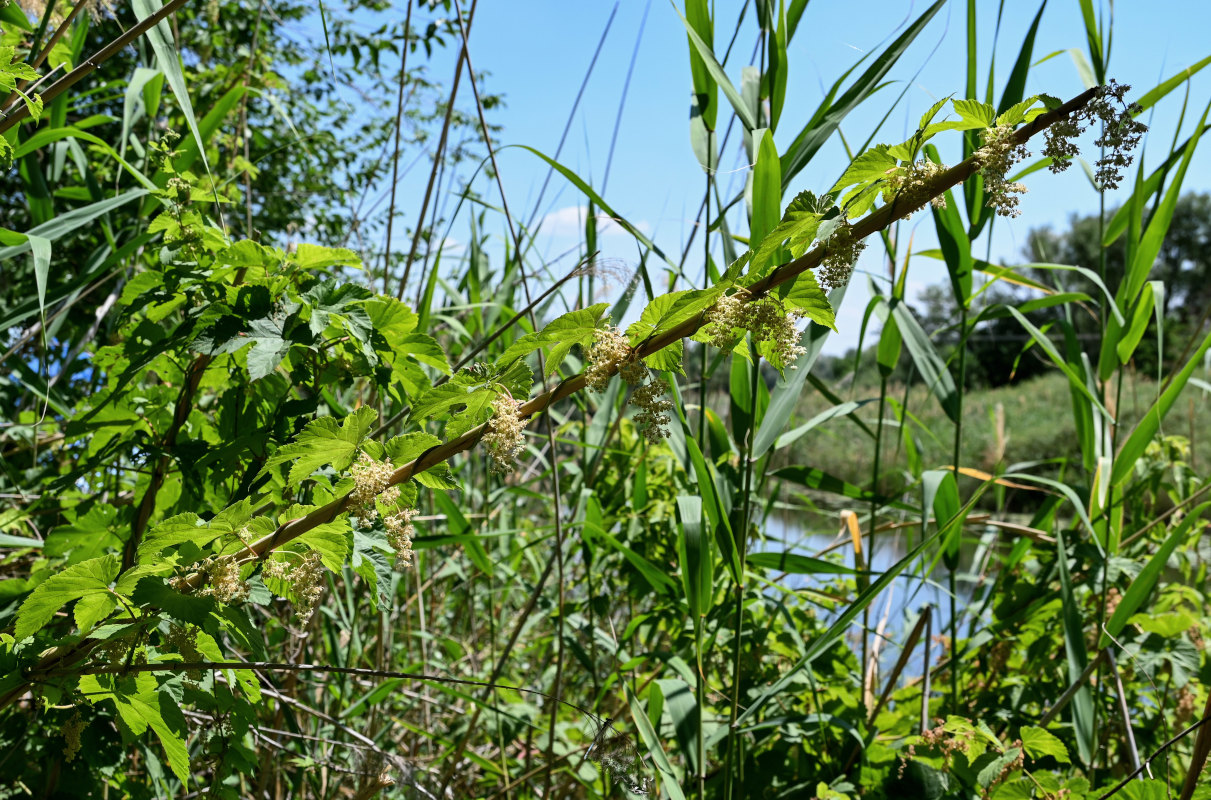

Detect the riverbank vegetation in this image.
[2,2,1210,799]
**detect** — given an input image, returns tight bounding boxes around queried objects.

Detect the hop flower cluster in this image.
[262,552,327,624]
[704,289,807,366]
[818,221,867,290]
[906,719,975,768]
[196,555,249,604]
[350,452,398,527]
[630,376,675,444]
[289,552,326,625]
[748,299,808,366]
[886,159,950,215]
[702,289,750,348]
[61,713,87,763]
[584,326,674,443]
[586,327,632,392]
[384,509,417,568]
[164,623,200,660]
[94,635,137,666]
[975,124,1030,217]
[483,394,526,474]
[1043,80,1147,190]
[164,623,203,682]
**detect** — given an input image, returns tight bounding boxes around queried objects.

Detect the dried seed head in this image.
[482,394,527,474]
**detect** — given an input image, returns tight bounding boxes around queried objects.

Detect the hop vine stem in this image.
[3,85,1101,705]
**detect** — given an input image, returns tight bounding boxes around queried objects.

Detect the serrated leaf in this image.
[628,289,722,349]
[131,577,218,627]
[645,340,683,373]
[352,529,393,609]
[997,96,1042,127]
[1020,726,1071,764]
[444,390,497,440]
[73,592,117,633]
[193,314,295,381]
[365,296,419,338]
[952,98,996,128]
[411,381,494,423]
[300,279,374,341]
[829,146,897,205]
[136,513,203,561]
[15,555,120,639]
[498,359,533,401]
[976,747,1022,789]
[137,500,255,561]
[497,303,609,378]
[413,464,460,491]
[383,432,441,464]
[291,243,361,270]
[80,671,190,786]
[216,239,283,269]
[0,48,40,90]
[777,270,836,331]
[396,332,450,374]
[287,509,350,572]
[750,190,830,276]
[260,407,377,484]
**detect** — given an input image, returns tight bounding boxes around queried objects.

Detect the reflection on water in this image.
[759,513,984,677]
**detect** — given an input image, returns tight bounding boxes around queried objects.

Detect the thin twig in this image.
[1097,717,1210,800]
[396,2,471,300]
[381,0,414,294]
[0,0,192,133]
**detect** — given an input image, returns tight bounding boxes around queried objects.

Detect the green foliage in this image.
[1,1,1210,799]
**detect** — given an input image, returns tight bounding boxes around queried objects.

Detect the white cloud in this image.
[537,206,651,238]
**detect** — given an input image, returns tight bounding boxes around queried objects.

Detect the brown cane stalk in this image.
[2,86,1101,710]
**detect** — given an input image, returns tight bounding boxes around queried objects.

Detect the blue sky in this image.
[371,0,1211,355]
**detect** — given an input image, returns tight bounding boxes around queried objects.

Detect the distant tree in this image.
[906,192,1211,386]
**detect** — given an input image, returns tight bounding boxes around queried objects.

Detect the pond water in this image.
[758,512,987,679]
